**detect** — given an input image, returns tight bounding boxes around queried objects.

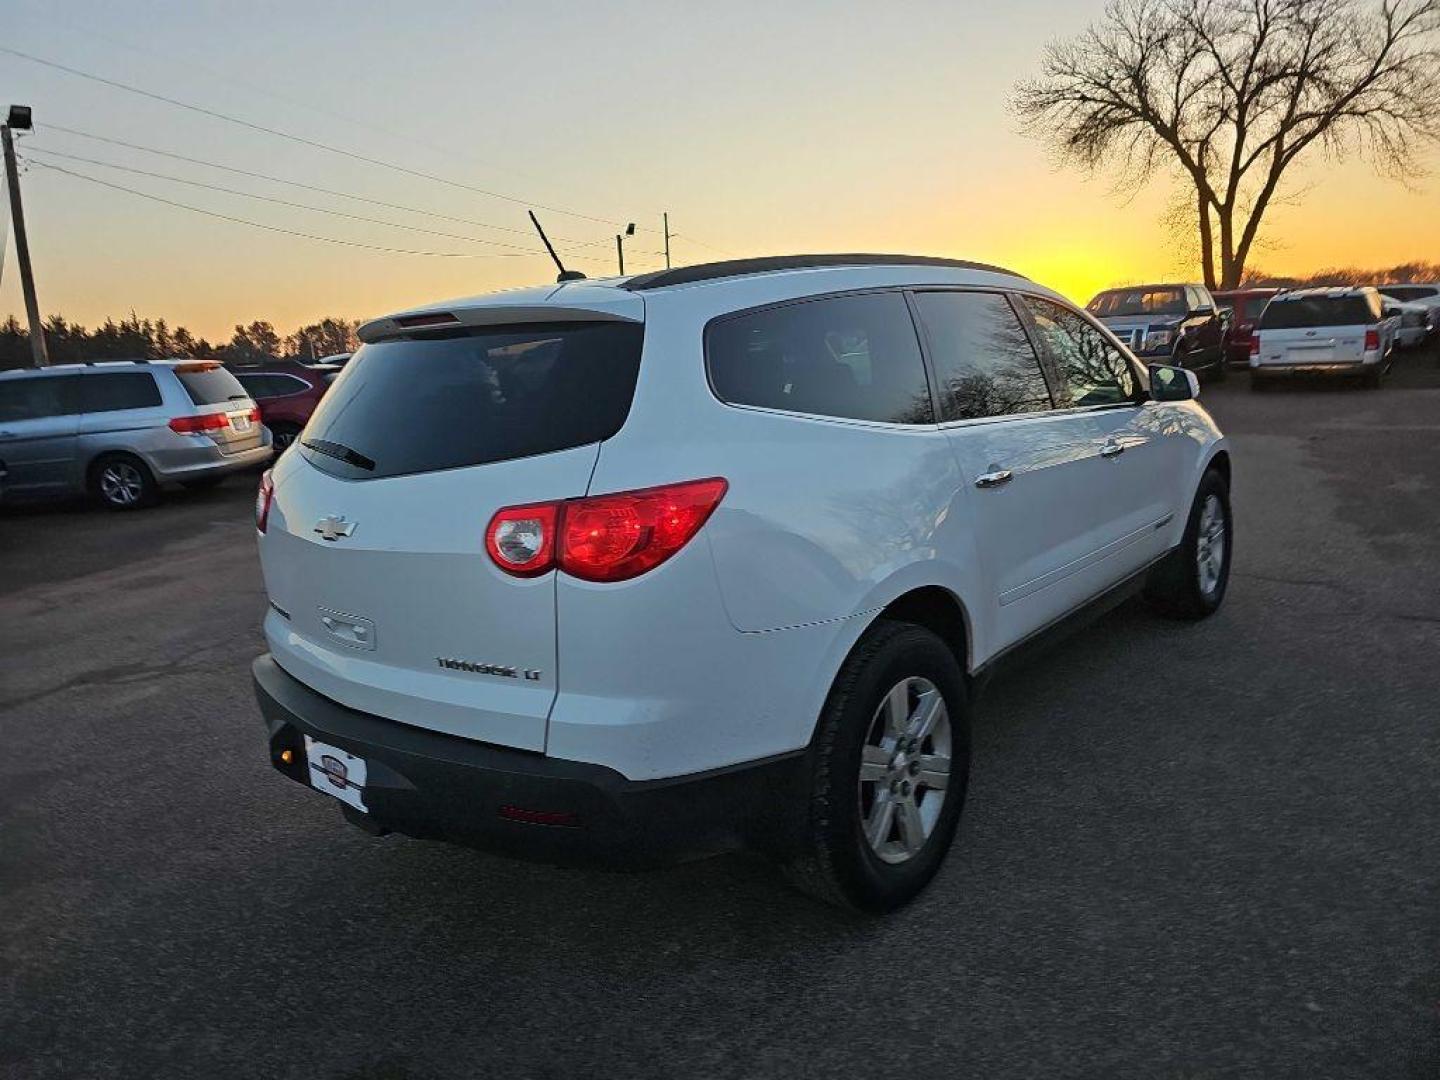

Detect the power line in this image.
[25,146,559,255]
[0,45,651,231]
[39,123,621,253]
[30,160,543,259]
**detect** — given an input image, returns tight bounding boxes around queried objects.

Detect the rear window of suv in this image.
[175,364,251,406]
[298,321,644,480]
[1260,296,1375,329]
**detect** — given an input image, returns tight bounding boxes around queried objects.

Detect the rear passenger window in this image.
[1021,297,1138,408]
[707,292,933,424]
[913,291,1051,421]
[80,372,162,413]
[0,376,83,421]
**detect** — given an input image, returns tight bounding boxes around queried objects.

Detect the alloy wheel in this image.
[1195,493,1226,596]
[858,676,952,865]
[99,462,144,507]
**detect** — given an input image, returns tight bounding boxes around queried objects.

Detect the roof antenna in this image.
[529,210,587,283]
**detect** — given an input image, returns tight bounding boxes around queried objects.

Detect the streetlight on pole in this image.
[2,104,47,367]
[615,222,635,276]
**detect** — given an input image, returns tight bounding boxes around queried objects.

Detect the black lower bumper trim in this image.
[252,655,808,868]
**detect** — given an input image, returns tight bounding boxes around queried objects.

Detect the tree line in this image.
[0,313,361,370]
[1241,260,1440,289]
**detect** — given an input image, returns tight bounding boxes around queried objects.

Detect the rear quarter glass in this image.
[297,321,644,481]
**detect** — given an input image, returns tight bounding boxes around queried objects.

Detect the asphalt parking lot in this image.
[3,351,1438,1079]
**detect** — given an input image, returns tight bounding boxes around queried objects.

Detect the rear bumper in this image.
[252,655,808,868]
[1250,361,1372,376]
[149,432,273,481]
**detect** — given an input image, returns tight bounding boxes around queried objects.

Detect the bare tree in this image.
[1014,0,1440,289]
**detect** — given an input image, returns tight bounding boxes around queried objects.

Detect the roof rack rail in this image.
[621,254,1026,292]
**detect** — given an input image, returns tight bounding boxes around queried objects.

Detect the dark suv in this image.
[230,362,339,452]
[1087,283,1227,381]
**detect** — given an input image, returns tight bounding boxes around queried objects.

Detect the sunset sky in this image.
[3,0,1437,342]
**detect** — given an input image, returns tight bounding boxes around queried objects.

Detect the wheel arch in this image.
[866,585,974,677]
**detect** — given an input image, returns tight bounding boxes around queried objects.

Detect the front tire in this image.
[784,621,970,914]
[1145,468,1231,619]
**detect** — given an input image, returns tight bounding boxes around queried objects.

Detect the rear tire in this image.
[1209,352,1228,383]
[269,422,302,454]
[89,453,159,510]
[1145,468,1231,619]
[1361,367,1383,390]
[783,621,970,914]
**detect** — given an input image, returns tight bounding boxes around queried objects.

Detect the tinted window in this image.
[80,372,162,413]
[1379,286,1437,302]
[913,291,1051,420]
[236,373,306,399]
[1088,288,1187,318]
[708,292,932,424]
[175,364,250,406]
[1260,297,1374,329]
[0,375,82,421]
[1022,297,1138,408]
[300,322,644,480]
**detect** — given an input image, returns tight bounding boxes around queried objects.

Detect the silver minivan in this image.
[0,360,272,508]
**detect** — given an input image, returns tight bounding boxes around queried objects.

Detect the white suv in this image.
[251,255,1232,912]
[1249,286,1399,388]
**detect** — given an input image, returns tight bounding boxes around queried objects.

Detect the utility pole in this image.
[2,106,47,367]
[663,212,671,269]
[615,233,624,276]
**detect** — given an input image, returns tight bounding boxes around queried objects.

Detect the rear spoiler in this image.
[358,299,643,344]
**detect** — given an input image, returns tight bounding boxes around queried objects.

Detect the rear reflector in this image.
[1249,332,1260,356]
[394,312,461,329]
[484,477,728,583]
[169,412,230,433]
[255,470,275,533]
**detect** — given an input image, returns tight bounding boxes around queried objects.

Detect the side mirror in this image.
[1382,305,1401,318]
[1149,363,1200,402]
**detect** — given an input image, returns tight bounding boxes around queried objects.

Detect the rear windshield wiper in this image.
[301,438,376,471]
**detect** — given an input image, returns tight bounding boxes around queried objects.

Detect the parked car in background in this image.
[1212,287,1281,367]
[1087,283,1227,381]
[1377,283,1440,323]
[231,362,340,452]
[252,254,1232,913]
[0,360,270,508]
[1250,287,1398,389]
[1383,299,1433,349]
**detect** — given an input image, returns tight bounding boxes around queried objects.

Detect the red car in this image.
[230,362,340,453]
[1212,288,1282,366]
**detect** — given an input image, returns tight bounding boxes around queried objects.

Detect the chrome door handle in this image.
[974,468,1013,488]
[1100,441,1125,458]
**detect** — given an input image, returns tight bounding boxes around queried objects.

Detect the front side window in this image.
[1022,296,1138,408]
[912,291,1052,421]
[0,376,83,421]
[707,291,933,424]
[79,372,162,413]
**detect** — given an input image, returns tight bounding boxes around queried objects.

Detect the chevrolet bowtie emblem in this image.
[313,515,357,542]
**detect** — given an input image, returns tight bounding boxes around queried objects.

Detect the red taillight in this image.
[485,502,559,577]
[255,470,274,533]
[247,406,261,423]
[1364,328,1380,351]
[484,478,728,583]
[561,478,728,582]
[169,411,230,433]
[1249,332,1260,356]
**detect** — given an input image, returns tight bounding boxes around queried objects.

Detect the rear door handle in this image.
[1100,441,1125,458]
[974,468,1013,488]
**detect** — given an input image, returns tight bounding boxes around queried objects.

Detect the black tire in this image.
[1144,468,1231,619]
[1361,367,1383,390]
[179,475,224,492]
[89,453,159,510]
[783,621,971,914]
[1209,353,1228,382]
[1249,373,1268,391]
[269,422,302,455]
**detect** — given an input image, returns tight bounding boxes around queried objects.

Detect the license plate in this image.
[303,735,368,812]
[1289,346,1333,363]
[232,416,252,432]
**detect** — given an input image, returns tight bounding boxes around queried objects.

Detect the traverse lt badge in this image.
[313,515,357,542]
